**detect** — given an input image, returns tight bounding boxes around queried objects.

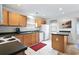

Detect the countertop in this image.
[0,41,27,55]
[51,33,69,36]
[19,30,40,34]
[0,30,40,36]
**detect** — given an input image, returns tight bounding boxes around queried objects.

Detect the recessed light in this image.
[17,4,22,6]
[59,8,63,11]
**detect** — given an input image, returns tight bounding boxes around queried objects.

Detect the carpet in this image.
[30,42,47,51]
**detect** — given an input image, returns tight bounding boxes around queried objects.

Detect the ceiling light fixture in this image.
[59,8,63,11]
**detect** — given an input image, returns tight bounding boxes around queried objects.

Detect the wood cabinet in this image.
[0,8,9,25]
[35,32,39,43]
[51,34,68,53]
[24,33,39,47]
[31,33,36,45]
[31,32,39,45]
[35,17,46,27]
[15,32,39,47]
[23,34,32,47]
[0,5,2,24]
[3,8,9,25]
[15,34,24,44]
[0,6,27,26]
[9,12,27,26]
[9,12,20,26]
[19,15,27,27]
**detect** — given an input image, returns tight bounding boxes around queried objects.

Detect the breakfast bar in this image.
[51,33,69,53]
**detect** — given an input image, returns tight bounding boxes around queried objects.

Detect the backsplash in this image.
[0,26,16,33]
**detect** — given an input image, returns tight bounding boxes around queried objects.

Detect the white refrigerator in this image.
[40,24,50,41]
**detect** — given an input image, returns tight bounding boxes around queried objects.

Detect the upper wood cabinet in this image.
[2,8,9,25]
[19,15,27,27]
[9,12,20,26]
[0,5,2,24]
[9,12,27,26]
[0,7,9,25]
[0,5,27,26]
[35,17,46,27]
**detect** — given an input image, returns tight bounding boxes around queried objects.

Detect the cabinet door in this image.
[31,32,39,45]
[35,32,39,43]
[24,34,32,47]
[19,15,27,27]
[52,35,65,53]
[3,8,9,25]
[52,35,60,50]
[35,17,46,27]
[57,35,64,52]
[9,12,19,26]
[15,35,24,44]
[31,33,36,45]
[35,17,42,27]
[0,5,2,24]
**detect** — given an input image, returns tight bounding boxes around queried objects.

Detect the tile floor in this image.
[25,40,58,55]
[25,39,79,55]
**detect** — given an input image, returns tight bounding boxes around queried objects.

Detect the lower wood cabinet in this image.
[23,34,32,47]
[15,34,24,44]
[51,34,68,53]
[35,32,39,43]
[15,32,39,47]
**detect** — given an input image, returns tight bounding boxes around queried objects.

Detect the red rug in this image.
[30,42,47,51]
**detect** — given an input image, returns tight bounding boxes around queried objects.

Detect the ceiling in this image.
[3,4,79,20]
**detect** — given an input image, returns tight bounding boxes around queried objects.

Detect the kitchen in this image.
[0,4,79,55]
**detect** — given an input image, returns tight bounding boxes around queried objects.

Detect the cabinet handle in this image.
[56,38,59,41]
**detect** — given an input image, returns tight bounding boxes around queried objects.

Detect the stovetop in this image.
[0,36,20,44]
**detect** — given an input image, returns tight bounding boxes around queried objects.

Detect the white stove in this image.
[0,36,21,44]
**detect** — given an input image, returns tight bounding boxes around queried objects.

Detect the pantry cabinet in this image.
[23,33,39,47]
